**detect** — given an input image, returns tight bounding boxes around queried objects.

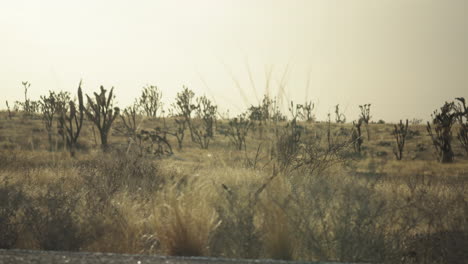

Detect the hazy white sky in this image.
[1,0,467,122]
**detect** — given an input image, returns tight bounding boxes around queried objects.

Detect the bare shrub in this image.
[135,129,173,157]
[23,179,105,251]
[78,152,164,198]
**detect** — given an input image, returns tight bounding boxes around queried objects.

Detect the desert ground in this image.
[0,87,467,264]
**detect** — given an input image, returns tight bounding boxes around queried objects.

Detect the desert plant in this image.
[40,91,71,151]
[191,96,217,149]
[173,87,197,142]
[85,86,120,150]
[5,101,13,120]
[57,85,84,157]
[120,102,141,137]
[275,107,303,169]
[227,113,252,150]
[195,95,217,138]
[214,169,278,259]
[455,97,468,154]
[139,85,162,118]
[300,101,315,122]
[155,190,220,257]
[427,101,458,163]
[351,119,364,154]
[0,178,26,249]
[392,119,409,160]
[136,129,173,157]
[335,104,346,123]
[359,104,371,140]
[167,109,186,150]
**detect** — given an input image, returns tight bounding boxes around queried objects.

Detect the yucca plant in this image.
[85,86,120,150]
[427,101,457,163]
[57,83,84,157]
[392,119,409,160]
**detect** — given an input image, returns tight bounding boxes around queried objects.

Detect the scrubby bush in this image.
[0,179,26,249]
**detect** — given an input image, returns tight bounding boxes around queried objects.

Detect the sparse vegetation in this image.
[0,85,467,264]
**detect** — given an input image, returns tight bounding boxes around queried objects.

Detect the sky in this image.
[1,0,467,122]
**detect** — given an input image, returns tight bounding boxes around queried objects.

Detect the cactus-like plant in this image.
[335,104,346,124]
[139,85,162,118]
[120,102,140,137]
[351,119,364,154]
[5,101,12,120]
[455,97,468,154]
[227,113,252,150]
[359,104,371,140]
[85,86,120,150]
[57,83,84,157]
[392,119,409,160]
[426,101,457,163]
[173,86,197,142]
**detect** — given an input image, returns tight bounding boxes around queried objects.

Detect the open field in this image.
[0,104,467,264]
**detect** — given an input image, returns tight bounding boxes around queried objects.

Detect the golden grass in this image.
[0,112,467,262]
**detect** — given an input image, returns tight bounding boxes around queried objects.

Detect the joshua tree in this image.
[455,97,468,154]
[351,119,364,154]
[57,83,84,157]
[120,102,141,137]
[392,119,409,160]
[85,86,120,150]
[301,101,315,122]
[5,101,12,120]
[196,95,217,138]
[227,113,252,150]
[335,104,346,124]
[288,101,303,122]
[426,101,457,163]
[40,91,59,150]
[173,86,197,142]
[359,104,371,140]
[192,95,217,149]
[139,85,162,118]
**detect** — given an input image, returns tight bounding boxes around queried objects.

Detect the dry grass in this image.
[0,112,467,263]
